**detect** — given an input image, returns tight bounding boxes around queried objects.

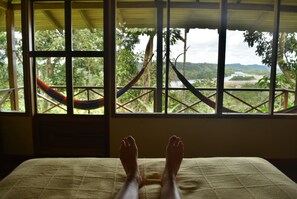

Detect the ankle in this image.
[127,173,141,183]
[162,171,176,185]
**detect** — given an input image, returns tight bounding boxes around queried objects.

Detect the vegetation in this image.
[244,31,297,90]
[0,27,296,114]
[229,75,256,81]
[174,62,269,81]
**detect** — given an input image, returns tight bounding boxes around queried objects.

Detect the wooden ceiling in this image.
[0,0,297,32]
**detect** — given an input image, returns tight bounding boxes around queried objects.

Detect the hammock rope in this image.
[170,62,297,114]
[169,61,235,113]
[37,55,154,110]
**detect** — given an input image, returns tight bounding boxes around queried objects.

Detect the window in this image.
[0,2,25,112]
[4,0,296,116]
[114,0,297,116]
[224,1,274,114]
[274,1,297,114]
[32,0,104,115]
[116,1,158,113]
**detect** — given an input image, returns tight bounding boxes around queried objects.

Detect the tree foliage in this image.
[0,32,8,88]
[243,31,297,89]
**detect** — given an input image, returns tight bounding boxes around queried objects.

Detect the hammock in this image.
[37,55,153,110]
[169,61,235,113]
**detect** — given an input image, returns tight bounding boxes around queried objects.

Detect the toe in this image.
[127,136,136,146]
[169,135,178,145]
[120,140,126,149]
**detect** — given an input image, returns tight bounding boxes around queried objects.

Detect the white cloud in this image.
[134,29,263,65]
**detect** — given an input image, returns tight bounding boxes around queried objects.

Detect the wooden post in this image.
[6,1,19,111]
[295,73,297,106]
[156,1,163,112]
[284,90,288,109]
[65,0,74,114]
[216,0,227,114]
[164,0,171,114]
[268,0,281,115]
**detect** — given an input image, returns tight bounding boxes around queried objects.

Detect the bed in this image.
[0,157,296,198]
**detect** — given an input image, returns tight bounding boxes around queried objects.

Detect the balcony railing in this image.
[0,86,296,114]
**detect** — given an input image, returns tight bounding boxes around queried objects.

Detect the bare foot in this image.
[119,136,141,184]
[162,135,184,183]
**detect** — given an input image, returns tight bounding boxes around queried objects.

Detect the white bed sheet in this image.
[0,157,296,198]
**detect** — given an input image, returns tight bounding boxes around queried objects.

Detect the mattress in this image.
[0,157,296,198]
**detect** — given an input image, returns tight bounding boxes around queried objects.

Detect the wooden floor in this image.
[1,155,296,183]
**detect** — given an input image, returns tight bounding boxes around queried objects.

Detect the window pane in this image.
[274,4,297,114]
[0,16,9,111]
[36,57,67,114]
[224,2,274,114]
[116,4,157,113]
[34,1,65,51]
[168,7,219,114]
[72,1,104,51]
[73,57,104,115]
[0,5,25,112]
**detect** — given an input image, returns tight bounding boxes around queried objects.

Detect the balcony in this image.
[1,85,295,114]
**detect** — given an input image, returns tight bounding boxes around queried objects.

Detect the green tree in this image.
[244,31,297,110]
[243,31,297,88]
[0,31,8,88]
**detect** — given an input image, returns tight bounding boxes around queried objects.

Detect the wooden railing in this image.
[0,86,296,114]
[0,88,14,111]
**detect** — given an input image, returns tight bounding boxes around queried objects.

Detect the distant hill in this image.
[225,63,269,72]
[174,62,269,80]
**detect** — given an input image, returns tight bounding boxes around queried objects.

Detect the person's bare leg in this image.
[161,135,184,199]
[115,136,141,199]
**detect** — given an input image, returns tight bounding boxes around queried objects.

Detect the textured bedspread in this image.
[0,157,296,198]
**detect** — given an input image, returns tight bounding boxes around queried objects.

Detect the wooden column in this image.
[164,0,170,114]
[6,1,19,111]
[216,0,227,114]
[21,0,35,115]
[65,1,74,114]
[156,1,163,112]
[268,0,281,115]
[104,0,116,117]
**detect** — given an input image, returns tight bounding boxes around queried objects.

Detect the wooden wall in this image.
[110,117,297,159]
[1,115,296,159]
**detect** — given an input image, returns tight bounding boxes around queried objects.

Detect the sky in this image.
[135,29,263,65]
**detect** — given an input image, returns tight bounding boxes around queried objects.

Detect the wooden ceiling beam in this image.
[116,2,297,13]
[5,1,297,13]
[80,10,94,30]
[248,12,269,32]
[42,10,63,32]
[34,2,104,10]
[0,0,8,9]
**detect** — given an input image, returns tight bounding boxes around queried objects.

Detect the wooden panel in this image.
[34,115,108,157]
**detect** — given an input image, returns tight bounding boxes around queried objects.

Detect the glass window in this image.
[224,2,274,114]
[116,4,157,113]
[72,1,104,51]
[115,1,221,114]
[34,1,65,51]
[274,3,297,114]
[0,3,25,112]
[71,1,104,115]
[168,25,219,114]
[32,0,104,115]
[36,57,67,114]
[73,57,104,115]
